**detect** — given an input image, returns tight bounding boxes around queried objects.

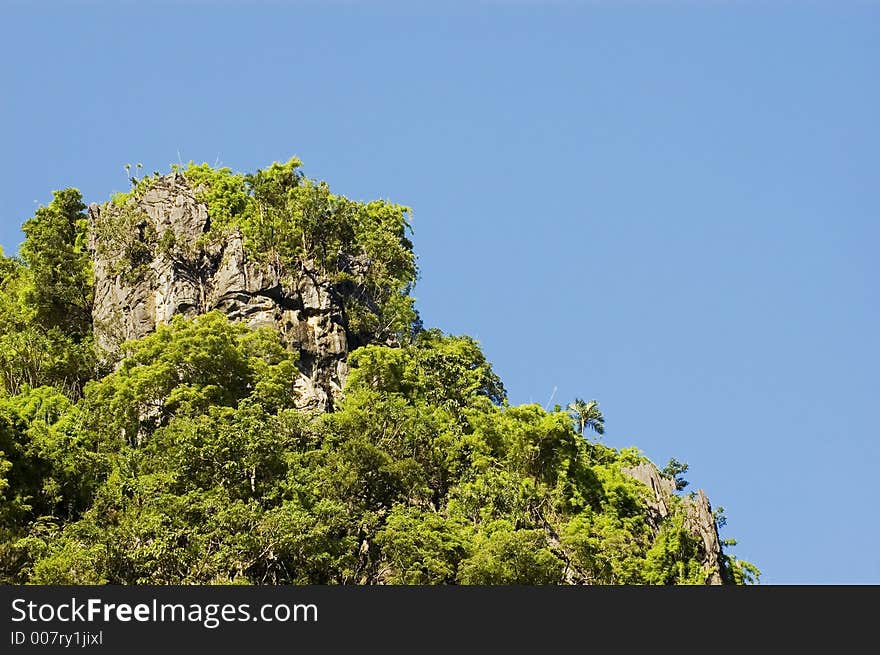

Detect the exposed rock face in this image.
[622,462,725,585]
[621,463,676,530]
[685,489,725,585]
[89,174,351,411]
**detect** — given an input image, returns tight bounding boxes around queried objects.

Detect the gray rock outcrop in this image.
[623,462,725,585]
[89,173,352,411]
[621,462,676,530]
[685,489,725,585]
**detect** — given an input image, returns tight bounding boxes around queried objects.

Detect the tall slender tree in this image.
[567,398,605,437]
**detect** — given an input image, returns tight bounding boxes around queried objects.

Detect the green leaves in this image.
[347,329,505,410]
[1,193,96,399]
[181,158,419,343]
[644,512,706,585]
[0,312,747,585]
[457,522,564,585]
[4,315,738,585]
[184,162,250,234]
[377,508,468,584]
[20,189,93,339]
[567,398,605,437]
[661,457,690,491]
[84,312,299,446]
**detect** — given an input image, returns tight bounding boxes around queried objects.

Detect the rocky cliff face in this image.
[89,173,351,411]
[622,462,725,584]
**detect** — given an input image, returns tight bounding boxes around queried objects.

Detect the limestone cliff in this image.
[89,173,353,411]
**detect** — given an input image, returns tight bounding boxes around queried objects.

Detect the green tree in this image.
[0,195,96,398]
[661,458,690,491]
[20,189,93,338]
[83,311,299,447]
[567,398,605,437]
[457,521,564,584]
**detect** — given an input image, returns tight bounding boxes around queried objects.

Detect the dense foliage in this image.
[0,160,758,585]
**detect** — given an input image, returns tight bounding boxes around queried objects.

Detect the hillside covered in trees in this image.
[0,158,758,585]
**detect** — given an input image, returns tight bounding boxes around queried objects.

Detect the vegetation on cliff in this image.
[0,159,758,585]
[101,158,418,345]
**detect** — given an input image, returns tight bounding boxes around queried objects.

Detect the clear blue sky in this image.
[2,2,877,584]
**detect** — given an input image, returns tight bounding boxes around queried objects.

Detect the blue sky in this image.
[2,2,877,583]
